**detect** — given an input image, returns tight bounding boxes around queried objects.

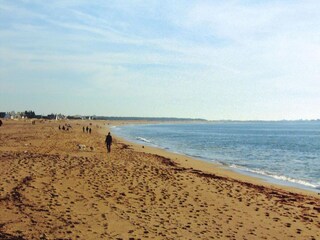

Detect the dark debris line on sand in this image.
[0,231,25,240]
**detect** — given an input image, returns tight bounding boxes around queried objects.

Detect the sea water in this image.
[112,122,320,192]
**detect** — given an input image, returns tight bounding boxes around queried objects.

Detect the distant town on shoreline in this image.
[0,110,207,122]
[1,110,320,122]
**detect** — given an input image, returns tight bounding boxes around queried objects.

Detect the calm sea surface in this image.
[112,122,320,192]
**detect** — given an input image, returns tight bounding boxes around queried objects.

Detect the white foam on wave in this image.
[269,174,318,188]
[136,137,152,143]
[229,164,318,189]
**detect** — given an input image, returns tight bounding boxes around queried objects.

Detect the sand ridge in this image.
[0,120,319,239]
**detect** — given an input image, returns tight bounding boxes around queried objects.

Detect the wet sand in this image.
[0,119,319,239]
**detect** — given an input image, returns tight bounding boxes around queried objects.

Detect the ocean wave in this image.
[229,164,319,189]
[136,137,152,143]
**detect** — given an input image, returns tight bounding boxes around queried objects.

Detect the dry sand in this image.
[0,119,319,240]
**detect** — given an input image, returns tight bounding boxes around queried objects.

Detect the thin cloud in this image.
[1,0,319,119]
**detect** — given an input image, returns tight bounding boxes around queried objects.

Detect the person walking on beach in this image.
[0,119,2,127]
[105,132,112,153]
[83,126,85,133]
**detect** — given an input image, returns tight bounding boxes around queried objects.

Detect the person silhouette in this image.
[105,132,112,153]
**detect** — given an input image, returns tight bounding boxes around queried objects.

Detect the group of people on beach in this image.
[59,124,72,131]
[59,122,112,154]
[83,126,92,134]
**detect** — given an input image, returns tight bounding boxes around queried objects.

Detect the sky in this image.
[0,0,320,120]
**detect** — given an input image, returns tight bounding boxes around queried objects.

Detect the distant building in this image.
[55,114,66,120]
[4,113,11,119]
[43,113,66,120]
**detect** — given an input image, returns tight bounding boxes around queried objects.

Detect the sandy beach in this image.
[0,119,319,240]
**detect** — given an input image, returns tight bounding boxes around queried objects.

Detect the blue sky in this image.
[1,0,319,120]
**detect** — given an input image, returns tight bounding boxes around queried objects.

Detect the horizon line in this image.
[1,111,320,122]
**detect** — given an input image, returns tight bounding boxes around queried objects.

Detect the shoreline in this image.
[109,123,320,196]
